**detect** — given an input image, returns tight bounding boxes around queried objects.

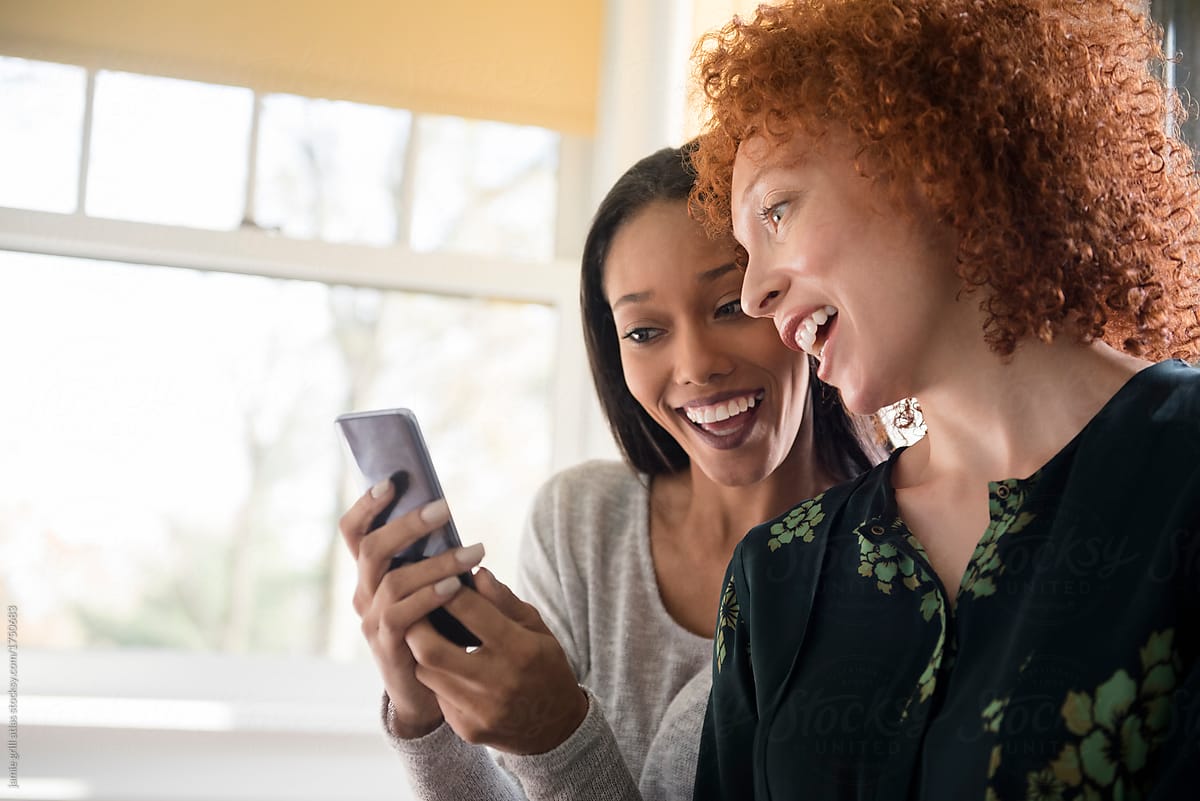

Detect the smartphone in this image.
[336,408,480,648]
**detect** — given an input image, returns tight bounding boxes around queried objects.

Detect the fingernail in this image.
[420,499,450,525]
[433,576,461,597]
[455,543,485,567]
[370,479,390,499]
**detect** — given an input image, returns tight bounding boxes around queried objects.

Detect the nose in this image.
[740,252,788,319]
[674,323,734,386]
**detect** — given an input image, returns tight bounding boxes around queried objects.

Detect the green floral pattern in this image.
[911,596,947,706]
[853,516,947,710]
[715,574,739,672]
[984,629,1182,801]
[960,476,1039,600]
[767,494,826,552]
[855,517,923,595]
[1048,629,1180,798]
[1024,769,1067,801]
[982,696,1010,734]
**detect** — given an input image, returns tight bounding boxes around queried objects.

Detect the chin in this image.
[820,362,891,417]
[830,380,891,417]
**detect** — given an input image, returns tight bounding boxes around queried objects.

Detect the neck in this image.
[897,336,1149,488]
[661,404,835,554]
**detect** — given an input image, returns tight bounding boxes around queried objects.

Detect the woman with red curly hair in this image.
[689,0,1200,798]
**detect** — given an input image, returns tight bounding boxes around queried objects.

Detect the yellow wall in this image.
[685,0,771,137]
[0,0,603,134]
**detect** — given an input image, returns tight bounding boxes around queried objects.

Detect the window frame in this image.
[1,62,601,800]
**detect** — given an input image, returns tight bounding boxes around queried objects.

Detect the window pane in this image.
[1154,0,1200,155]
[0,56,85,213]
[255,94,412,246]
[86,71,253,229]
[410,116,559,262]
[0,251,555,657]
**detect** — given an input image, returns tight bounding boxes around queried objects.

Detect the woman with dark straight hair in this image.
[339,143,887,801]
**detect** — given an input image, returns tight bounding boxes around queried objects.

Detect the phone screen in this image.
[336,409,480,647]
[336,408,463,566]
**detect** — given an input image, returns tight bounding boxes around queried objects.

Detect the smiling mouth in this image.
[676,390,765,445]
[795,306,838,358]
[682,391,762,425]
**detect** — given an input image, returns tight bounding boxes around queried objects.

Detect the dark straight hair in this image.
[580,142,888,481]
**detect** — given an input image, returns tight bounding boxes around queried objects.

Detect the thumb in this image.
[474,567,547,632]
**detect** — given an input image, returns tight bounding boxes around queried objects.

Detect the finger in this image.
[353,532,477,620]
[425,673,475,737]
[374,543,485,608]
[357,499,453,599]
[338,478,394,558]
[414,657,480,706]
[405,616,486,684]
[369,579,466,651]
[473,567,548,632]
[405,590,526,673]
[439,587,529,648]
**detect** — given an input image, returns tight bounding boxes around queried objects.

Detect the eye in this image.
[757,201,788,232]
[621,326,664,344]
[715,298,744,319]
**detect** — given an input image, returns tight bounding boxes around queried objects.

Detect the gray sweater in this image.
[384,460,713,800]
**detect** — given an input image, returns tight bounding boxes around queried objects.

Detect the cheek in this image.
[747,325,808,382]
[777,215,838,276]
[619,354,667,416]
[780,356,812,407]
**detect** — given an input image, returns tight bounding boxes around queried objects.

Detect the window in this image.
[254,94,413,245]
[0,57,86,212]
[409,115,560,261]
[0,57,577,662]
[86,71,254,228]
[0,53,588,801]
[1152,0,1200,155]
[0,251,555,656]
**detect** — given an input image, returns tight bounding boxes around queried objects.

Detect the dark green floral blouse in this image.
[695,360,1200,801]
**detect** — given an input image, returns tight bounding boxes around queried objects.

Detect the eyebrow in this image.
[700,262,739,283]
[610,262,739,311]
[736,149,809,208]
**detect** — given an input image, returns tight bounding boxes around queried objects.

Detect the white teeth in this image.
[795,306,838,358]
[683,392,762,427]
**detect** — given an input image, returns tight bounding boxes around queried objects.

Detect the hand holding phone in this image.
[337,408,480,648]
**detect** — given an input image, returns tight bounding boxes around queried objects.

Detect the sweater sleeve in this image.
[498,687,642,801]
[381,693,525,801]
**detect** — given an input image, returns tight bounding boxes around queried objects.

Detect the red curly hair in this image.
[690,0,1200,359]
